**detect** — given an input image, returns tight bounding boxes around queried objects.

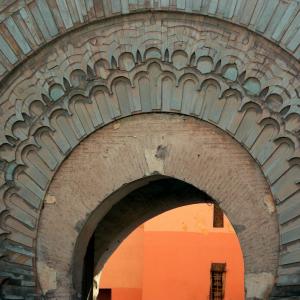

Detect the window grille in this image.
[210,263,226,300]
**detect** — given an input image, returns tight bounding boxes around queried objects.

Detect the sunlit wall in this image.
[99,204,244,300]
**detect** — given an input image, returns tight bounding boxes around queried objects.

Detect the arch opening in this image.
[97,203,244,300]
[77,177,245,300]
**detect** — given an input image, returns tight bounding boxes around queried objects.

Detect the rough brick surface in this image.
[38,114,278,299]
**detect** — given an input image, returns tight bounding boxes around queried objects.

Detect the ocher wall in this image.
[100,204,244,300]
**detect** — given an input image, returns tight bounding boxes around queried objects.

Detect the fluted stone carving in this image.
[0,0,300,80]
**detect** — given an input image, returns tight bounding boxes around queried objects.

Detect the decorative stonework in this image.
[0,0,300,81]
[0,11,299,299]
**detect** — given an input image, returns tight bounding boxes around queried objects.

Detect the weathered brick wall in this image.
[38,114,278,299]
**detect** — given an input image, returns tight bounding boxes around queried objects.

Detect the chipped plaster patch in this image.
[37,261,57,294]
[144,145,167,175]
[113,123,120,130]
[263,194,275,214]
[245,272,274,299]
[45,194,56,205]
[93,272,102,300]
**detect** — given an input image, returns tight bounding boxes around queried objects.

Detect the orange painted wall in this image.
[112,289,142,300]
[99,204,244,300]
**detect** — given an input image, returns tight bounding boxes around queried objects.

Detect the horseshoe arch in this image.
[0,2,300,299]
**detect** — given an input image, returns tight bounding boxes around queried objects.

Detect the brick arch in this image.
[37,114,278,299]
[0,11,299,299]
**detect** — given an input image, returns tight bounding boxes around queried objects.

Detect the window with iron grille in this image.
[213,204,224,228]
[210,263,226,300]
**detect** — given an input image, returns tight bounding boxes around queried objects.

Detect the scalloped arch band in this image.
[0,8,299,300]
[0,0,300,80]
